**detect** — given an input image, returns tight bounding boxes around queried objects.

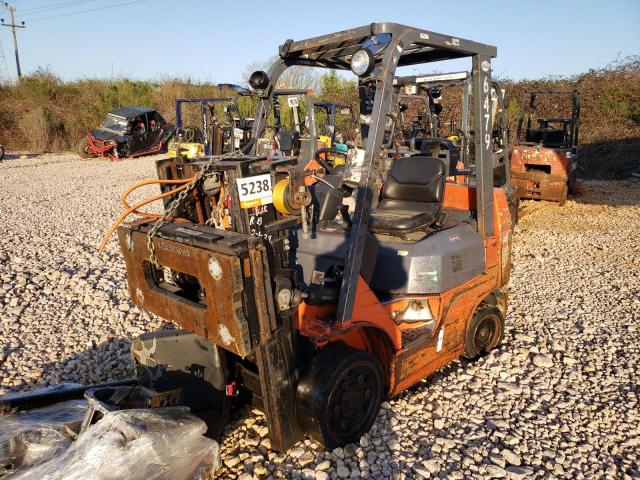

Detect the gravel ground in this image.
[0,153,639,479]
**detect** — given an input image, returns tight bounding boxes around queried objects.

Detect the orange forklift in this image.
[111,23,513,450]
[510,89,580,203]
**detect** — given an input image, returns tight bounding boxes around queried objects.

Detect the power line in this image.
[23,0,148,22]
[19,0,99,17]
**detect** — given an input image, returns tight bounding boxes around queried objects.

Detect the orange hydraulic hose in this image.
[98,178,194,253]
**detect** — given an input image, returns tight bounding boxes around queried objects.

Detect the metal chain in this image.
[146,151,242,267]
[205,183,229,228]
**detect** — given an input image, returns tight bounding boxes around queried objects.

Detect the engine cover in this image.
[370,222,484,294]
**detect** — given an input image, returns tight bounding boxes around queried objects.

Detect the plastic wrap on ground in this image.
[0,398,87,477]
[2,403,219,480]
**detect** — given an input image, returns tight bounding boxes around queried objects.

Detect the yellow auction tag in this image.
[236,174,273,209]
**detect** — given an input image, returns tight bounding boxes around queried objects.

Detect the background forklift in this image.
[167,97,252,159]
[393,71,517,221]
[312,101,356,171]
[112,23,513,452]
[510,89,580,203]
[314,101,355,144]
[268,88,318,165]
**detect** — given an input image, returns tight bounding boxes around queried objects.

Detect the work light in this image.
[249,70,270,90]
[350,49,375,77]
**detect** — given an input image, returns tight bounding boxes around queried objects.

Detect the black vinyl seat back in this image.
[525,128,565,147]
[382,156,446,205]
[370,156,447,234]
[275,129,300,155]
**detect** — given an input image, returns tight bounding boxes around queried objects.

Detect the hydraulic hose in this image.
[98,178,194,253]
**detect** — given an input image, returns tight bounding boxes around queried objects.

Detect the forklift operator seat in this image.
[275,129,301,156]
[525,127,565,146]
[525,119,567,147]
[369,156,446,234]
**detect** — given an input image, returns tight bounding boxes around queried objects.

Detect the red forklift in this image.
[510,89,580,203]
[106,23,513,451]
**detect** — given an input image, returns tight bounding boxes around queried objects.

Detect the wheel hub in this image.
[474,316,496,351]
[327,364,377,438]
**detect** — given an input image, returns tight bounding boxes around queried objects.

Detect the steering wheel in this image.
[314,148,348,175]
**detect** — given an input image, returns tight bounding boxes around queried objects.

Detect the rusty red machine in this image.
[112,23,514,451]
[510,89,580,203]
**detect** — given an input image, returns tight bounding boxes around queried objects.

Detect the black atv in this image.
[79,106,175,160]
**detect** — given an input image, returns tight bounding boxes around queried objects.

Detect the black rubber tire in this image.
[508,193,520,226]
[296,347,384,449]
[78,137,97,159]
[463,304,505,360]
[511,198,520,226]
[568,170,577,195]
[0,144,4,161]
[559,184,568,206]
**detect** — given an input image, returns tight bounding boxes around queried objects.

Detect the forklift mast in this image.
[272,88,318,163]
[251,24,497,321]
[313,101,355,144]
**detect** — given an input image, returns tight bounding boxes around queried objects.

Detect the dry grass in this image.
[0,57,638,177]
[18,106,50,151]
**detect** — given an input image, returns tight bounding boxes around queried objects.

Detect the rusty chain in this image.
[146,150,242,267]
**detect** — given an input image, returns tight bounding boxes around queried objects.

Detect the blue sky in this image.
[1,0,638,83]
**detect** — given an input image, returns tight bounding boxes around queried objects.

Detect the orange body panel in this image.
[442,182,477,211]
[297,278,402,351]
[297,184,512,396]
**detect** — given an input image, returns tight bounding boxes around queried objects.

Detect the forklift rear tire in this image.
[463,304,504,360]
[558,184,569,205]
[296,347,384,449]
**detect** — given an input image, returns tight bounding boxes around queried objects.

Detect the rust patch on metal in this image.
[117,227,253,357]
[511,146,570,202]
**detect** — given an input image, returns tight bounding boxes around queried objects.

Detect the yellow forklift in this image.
[167,97,252,159]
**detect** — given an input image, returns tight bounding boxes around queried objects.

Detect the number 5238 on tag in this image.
[236,174,273,209]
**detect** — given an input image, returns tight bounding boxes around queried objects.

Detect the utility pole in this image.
[1,3,25,78]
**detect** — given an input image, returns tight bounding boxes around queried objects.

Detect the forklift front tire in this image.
[463,304,505,360]
[296,347,384,449]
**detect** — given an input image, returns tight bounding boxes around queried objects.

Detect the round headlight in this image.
[350,49,375,77]
[429,87,442,99]
[249,70,270,90]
